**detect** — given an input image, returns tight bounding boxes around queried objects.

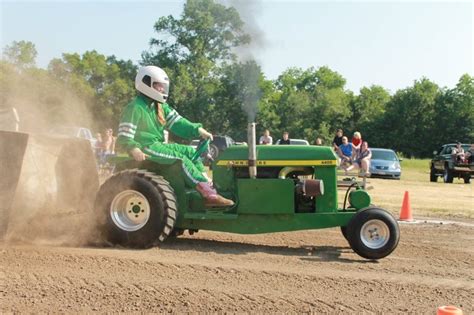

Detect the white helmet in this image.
[135,66,170,103]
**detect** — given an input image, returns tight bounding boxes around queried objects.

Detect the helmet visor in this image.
[152,81,169,96]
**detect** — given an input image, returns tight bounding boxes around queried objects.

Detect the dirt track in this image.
[1,220,473,313]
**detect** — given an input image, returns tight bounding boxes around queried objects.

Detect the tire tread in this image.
[96,169,177,247]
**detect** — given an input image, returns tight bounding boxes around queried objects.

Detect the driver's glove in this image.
[198,127,213,141]
[130,148,149,161]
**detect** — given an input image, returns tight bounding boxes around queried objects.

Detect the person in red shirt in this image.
[351,131,362,150]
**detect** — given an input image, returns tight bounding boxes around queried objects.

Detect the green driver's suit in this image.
[117,94,207,187]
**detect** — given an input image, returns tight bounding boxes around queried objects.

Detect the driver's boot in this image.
[196,182,234,208]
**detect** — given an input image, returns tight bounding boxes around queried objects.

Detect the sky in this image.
[1,0,472,93]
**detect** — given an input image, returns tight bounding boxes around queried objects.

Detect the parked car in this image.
[430,143,473,184]
[275,139,310,145]
[368,148,402,180]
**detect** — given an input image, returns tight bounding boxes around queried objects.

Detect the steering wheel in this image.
[191,138,210,162]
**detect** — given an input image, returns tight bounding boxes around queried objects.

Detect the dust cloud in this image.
[0,64,103,247]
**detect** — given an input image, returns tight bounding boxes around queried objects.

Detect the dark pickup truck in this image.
[430,143,473,184]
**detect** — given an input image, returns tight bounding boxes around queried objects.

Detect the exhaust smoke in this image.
[224,1,266,178]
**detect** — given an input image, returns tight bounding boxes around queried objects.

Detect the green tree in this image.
[211,60,270,140]
[0,59,94,131]
[431,74,474,146]
[141,0,251,128]
[272,66,351,142]
[350,85,390,128]
[272,68,311,138]
[382,78,440,157]
[142,0,249,67]
[2,40,37,69]
[349,85,391,147]
[452,74,474,141]
[48,51,137,130]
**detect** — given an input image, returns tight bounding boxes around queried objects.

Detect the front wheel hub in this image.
[360,219,390,249]
[110,190,151,232]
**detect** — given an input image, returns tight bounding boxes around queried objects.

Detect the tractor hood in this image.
[216,145,337,167]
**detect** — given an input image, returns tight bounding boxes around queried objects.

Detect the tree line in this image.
[1,0,472,158]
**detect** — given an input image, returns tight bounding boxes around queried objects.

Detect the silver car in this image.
[275,139,310,145]
[369,148,402,179]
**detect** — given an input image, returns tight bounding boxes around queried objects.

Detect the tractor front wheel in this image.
[95,169,177,248]
[346,207,400,260]
[340,226,348,241]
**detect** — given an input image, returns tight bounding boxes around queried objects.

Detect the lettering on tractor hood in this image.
[216,160,337,167]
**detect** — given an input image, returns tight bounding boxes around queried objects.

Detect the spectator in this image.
[345,141,372,176]
[338,136,353,165]
[259,129,273,145]
[332,129,344,150]
[117,65,233,207]
[102,128,117,155]
[95,132,104,160]
[466,144,474,163]
[351,131,362,150]
[314,137,323,146]
[278,131,291,145]
[452,142,465,163]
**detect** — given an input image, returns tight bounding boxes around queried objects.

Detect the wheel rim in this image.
[209,146,218,159]
[110,190,151,232]
[360,219,390,249]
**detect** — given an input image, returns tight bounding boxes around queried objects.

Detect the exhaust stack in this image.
[247,122,257,178]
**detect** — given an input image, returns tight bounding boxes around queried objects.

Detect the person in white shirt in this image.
[259,129,273,145]
[452,142,465,163]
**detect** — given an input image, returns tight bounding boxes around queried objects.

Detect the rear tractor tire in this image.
[95,169,177,248]
[430,165,437,182]
[346,207,400,260]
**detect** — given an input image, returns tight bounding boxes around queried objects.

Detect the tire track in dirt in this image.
[3,260,472,313]
[3,245,472,291]
[3,247,473,287]
[1,222,473,313]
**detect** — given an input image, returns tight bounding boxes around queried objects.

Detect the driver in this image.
[117,66,234,207]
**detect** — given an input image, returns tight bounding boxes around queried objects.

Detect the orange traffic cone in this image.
[437,305,463,315]
[399,191,413,221]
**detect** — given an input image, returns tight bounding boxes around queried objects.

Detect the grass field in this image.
[399,158,432,181]
[353,158,474,219]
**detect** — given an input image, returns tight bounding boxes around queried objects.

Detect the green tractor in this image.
[96,126,400,260]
